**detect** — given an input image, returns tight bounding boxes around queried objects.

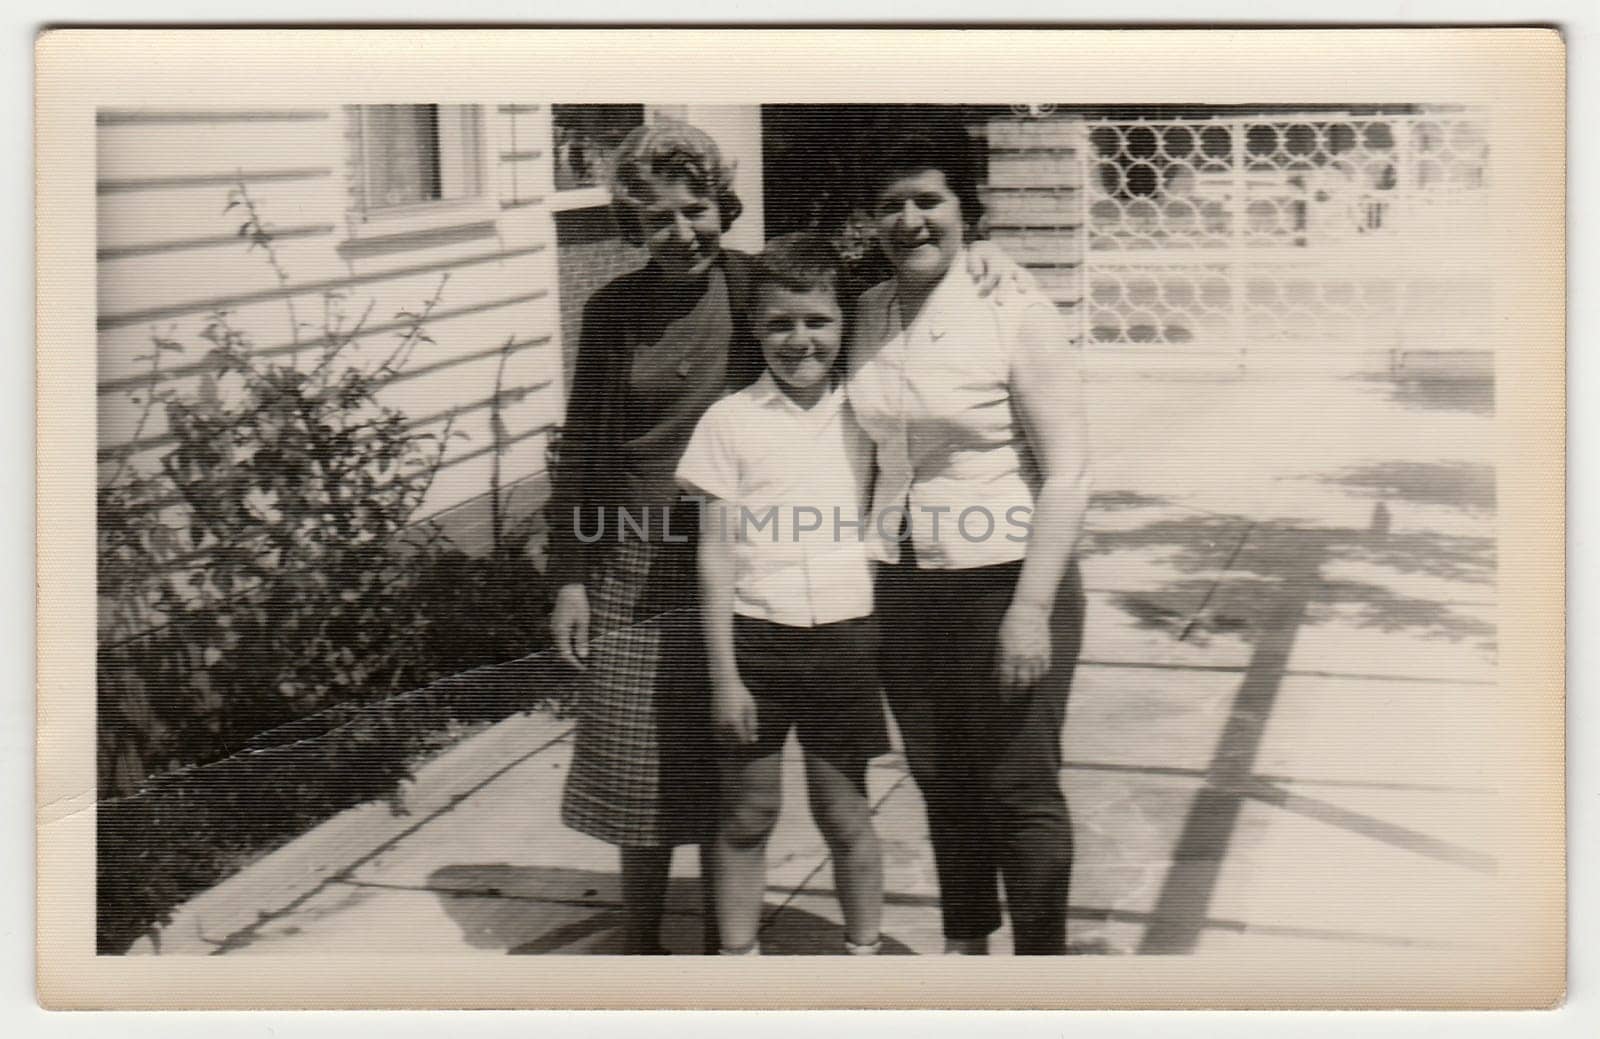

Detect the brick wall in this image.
[554,205,646,390]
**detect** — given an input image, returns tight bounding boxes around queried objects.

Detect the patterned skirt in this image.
[560,537,718,847]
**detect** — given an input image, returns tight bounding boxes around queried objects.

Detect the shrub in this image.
[94,184,564,952]
[97,287,457,793]
[100,185,474,792]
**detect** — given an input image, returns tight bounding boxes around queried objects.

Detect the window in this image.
[551,104,644,194]
[348,105,489,233]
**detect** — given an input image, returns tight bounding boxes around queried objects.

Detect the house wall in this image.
[680,104,767,255]
[96,105,566,575]
[978,113,1088,343]
[97,104,772,621]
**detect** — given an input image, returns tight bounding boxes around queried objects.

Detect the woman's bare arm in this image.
[997,302,1093,692]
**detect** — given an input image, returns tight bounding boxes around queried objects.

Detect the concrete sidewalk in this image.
[134,372,1502,957]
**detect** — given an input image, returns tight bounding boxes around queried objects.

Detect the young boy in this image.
[675,232,887,956]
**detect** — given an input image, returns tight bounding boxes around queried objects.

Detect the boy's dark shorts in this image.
[729,614,890,789]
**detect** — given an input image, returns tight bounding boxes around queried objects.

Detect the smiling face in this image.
[635,175,723,281]
[873,167,967,286]
[752,282,844,403]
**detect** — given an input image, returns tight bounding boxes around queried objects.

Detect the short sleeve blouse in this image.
[848,263,1068,570]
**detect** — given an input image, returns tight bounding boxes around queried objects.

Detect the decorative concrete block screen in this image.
[1079,111,1491,373]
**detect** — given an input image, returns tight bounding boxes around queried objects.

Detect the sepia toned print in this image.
[37,29,1563,1009]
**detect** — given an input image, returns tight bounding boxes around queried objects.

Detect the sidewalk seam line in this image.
[205,720,576,954]
[759,772,911,938]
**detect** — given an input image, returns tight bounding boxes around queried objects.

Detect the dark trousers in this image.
[876,556,1086,955]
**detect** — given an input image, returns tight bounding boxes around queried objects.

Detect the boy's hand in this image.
[551,583,591,671]
[965,240,1040,301]
[995,601,1052,698]
[712,680,760,748]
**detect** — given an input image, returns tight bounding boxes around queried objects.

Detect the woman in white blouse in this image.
[849,128,1092,956]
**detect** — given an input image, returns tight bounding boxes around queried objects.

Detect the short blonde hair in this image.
[606,120,744,244]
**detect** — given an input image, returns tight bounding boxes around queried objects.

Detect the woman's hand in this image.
[551,583,592,671]
[995,601,1053,697]
[965,240,1041,301]
[712,679,760,748]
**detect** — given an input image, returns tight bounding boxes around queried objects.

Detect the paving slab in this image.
[1196,794,1498,955]
[1064,665,1243,775]
[135,370,1510,968]
[131,709,578,955]
[1250,674,1500,790]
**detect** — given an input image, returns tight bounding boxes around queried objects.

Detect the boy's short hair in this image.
[749,232,844,314]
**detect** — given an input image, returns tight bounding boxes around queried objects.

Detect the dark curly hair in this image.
[857,126,985,235]
[606,120,743,245]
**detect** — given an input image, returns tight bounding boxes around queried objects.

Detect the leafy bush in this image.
[98,293,455,786]
[95,184,567,952]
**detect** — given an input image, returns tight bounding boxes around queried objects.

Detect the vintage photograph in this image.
[37,29,1565,1009]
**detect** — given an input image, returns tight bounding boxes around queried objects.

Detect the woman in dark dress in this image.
[545,121,755,955]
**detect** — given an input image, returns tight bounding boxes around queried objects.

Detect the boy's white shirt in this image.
[676,370,875,628]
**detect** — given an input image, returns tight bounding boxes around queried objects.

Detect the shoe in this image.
[942,937,989,955]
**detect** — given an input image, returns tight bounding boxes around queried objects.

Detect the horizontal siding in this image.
[96,287,553,391]
[96,120,338,182]
[988,150,1087,191]
[99,384,558,532]
[97,103,566,531]
[982,116,1088,330]
[1030,266,1086,305]
[97,255,561,449]
[426,469,551,560]
[987,228,1084,268]
[425,431,552,529]
[98,167,332,196]
[985,119,1083,150]
[982,188,1082,230]
[97,234,345,323]
[97,223,337,263]
[97,328,559,461]
[98,177,342,252]
[498,105,554,211]
[95,242,558,384]
[98,239,548,330]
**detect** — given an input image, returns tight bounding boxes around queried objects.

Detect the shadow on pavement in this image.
[1344,373,1495,416]
[424,864,918,955]
[1315,459,1495,515]
[414,460,1500,958]
[1079,503,1497,953]
[1083,509,1496,650]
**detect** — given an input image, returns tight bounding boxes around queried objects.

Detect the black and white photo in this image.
[35,28,1565,1009]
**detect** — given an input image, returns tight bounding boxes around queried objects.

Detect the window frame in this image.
[548,103,647,212]
[344,104,499,241]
